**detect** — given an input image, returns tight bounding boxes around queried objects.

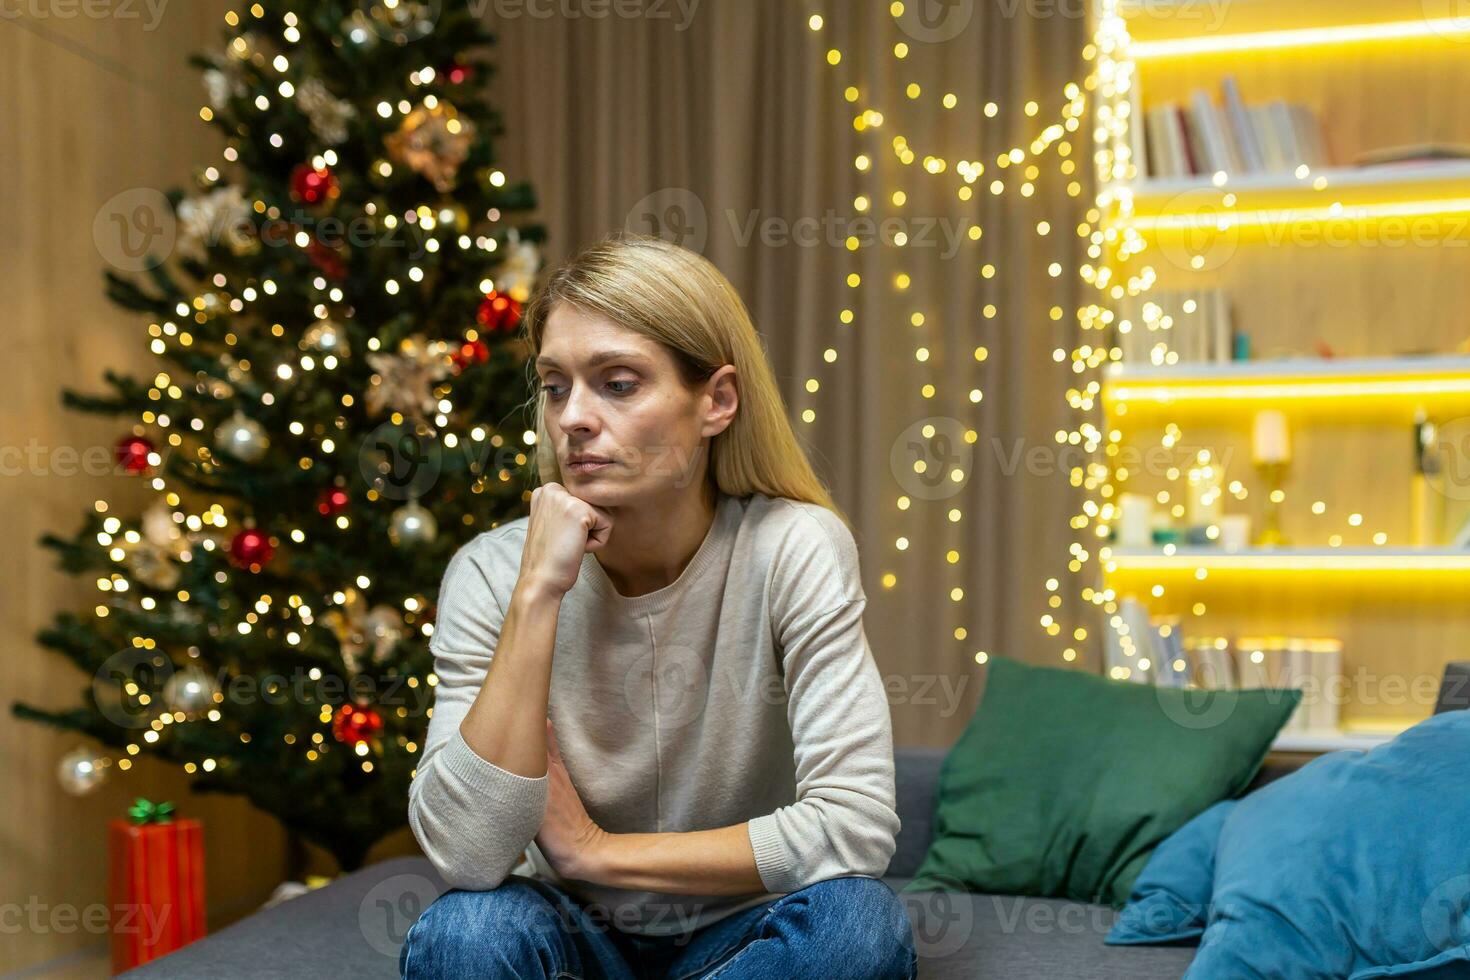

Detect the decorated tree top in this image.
[18,0,545,871]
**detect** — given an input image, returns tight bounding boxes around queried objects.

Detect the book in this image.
[1221,76,1264,172]
[1128,73,1149,180]
[1289,104,1329,168]
[1146,106,1175,178]
[1133,88,1330,180]
[1115,288,1233,364]
[1190,91,1230,173]
[1267,101,1303,171]
[1185,637,1236,690]
[1154,620,1189,688]
[1178,104,1203,175]
[1251,104,1286,172]
[1105,599,1159,684]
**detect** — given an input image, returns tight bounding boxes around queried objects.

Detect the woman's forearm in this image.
[457,579,562,778]
[579,822,767,896]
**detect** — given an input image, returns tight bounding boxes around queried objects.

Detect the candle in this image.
[1119,493,1153,548]
[1253,410,1291,465]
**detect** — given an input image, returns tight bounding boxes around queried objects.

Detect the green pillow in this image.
[903,656,1301,907]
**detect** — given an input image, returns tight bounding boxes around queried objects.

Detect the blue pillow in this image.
[1106,800,1235,945]
[1107,709,1470,978]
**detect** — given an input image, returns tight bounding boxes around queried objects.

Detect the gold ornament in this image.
[119,500,194,591]
[385,102,476,193]
[497,228,541,303]
[365,333,451,416]
[324,587,406,676]
[296,78,356,146]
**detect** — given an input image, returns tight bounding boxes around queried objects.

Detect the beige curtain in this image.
[493,0,1091,745]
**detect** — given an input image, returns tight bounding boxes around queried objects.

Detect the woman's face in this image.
[535,304,735,507]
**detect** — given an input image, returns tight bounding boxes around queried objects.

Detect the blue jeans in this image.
[399,873,918,979]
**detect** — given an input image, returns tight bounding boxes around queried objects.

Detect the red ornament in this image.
[332,703,384,746]
[289,163,338,206]
[228,528,274,570]
[450,338,490,372]
[305,238,347,279]
[476,290,523,335]
[115,435,155,475]
[445,61,473,85]
[317,486,350,517]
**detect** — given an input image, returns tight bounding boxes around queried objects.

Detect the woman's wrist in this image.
[512,575,565,611]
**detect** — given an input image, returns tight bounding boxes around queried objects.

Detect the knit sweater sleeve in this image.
[745,505,900,893]
[407,535,547,891]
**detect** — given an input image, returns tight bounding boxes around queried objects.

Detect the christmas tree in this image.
[15,0,544,872]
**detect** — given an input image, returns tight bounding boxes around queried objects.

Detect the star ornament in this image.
[364,334,452,417]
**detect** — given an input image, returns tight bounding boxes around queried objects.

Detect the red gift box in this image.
[108,817,206,974]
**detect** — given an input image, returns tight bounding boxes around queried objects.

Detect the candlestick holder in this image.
[1255,461,1290,547]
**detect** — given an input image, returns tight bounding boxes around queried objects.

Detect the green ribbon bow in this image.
[127,798,176,825]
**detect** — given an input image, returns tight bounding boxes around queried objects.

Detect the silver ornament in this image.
[164,665,220,716]
[303,318,349,355]
[214,411,269,463]
[58,747,107,796]
[388,499,437,547]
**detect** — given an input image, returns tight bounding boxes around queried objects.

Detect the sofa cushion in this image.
[897,880,1195,979]
[904,656,1300,907]
[1105,801,1234,945]
[123,860,1197,980]
[1112,709,1470,978]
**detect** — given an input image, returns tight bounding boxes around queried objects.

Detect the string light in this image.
[808,9,1086,662]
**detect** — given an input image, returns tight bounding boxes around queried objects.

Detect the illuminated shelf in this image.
[1122,161,1470,235]
[1106,547,1470,574]
[1121,0,1470,56]
[1132,160,1470,200]
[1102,355,1470,421]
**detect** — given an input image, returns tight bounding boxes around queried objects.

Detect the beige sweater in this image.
[407,489,899,936]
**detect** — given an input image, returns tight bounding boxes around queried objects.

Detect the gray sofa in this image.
[125,663,1470,979]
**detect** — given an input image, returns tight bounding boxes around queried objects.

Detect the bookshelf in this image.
[1088,0,1470,751]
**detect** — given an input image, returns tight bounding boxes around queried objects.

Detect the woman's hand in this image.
[519,483,613,600]
[534,717,611,882]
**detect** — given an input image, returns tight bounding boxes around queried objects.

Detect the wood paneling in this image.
[0,5,293,974]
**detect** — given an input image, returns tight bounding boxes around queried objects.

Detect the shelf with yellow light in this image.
[1115,160,1470,239]
[1101,355,1470,423]
[1106,546,1470,572]
[1120,0,1470,55]
[1088,0,1470,752]
[1103,548,1470,597]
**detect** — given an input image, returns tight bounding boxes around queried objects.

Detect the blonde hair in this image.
[518,233,846,527]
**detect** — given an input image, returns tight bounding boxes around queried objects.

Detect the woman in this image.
[402,234,916,979]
